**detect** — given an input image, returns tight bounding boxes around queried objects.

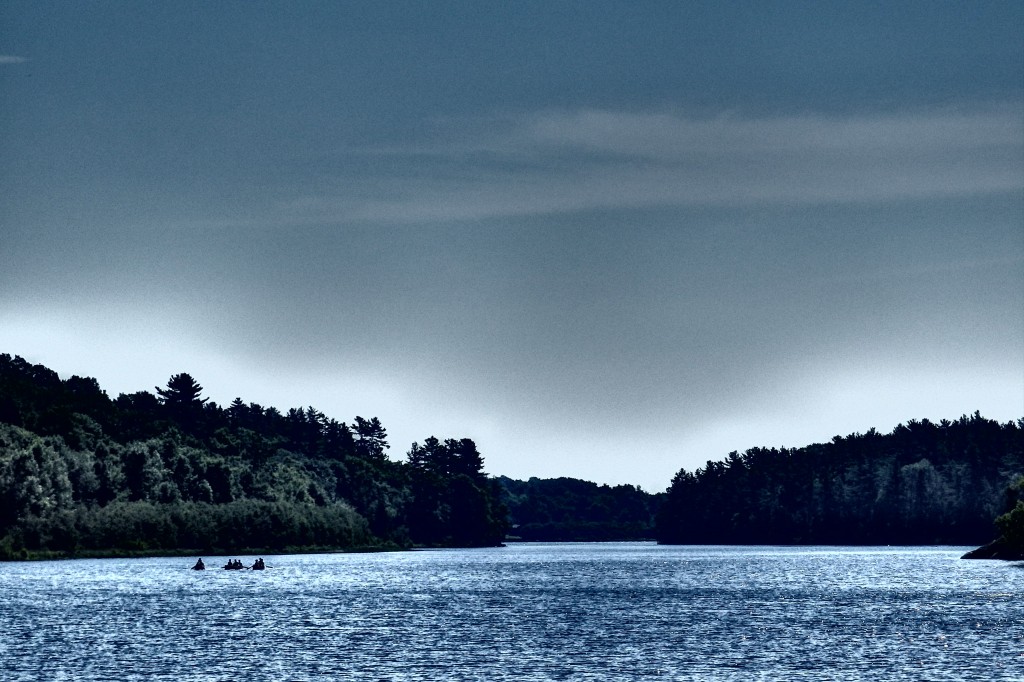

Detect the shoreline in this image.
[0,543,407,562]
[3,540,995,563]
[960,537,1024,561]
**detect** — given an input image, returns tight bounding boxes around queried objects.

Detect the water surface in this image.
[0,543,1020,680]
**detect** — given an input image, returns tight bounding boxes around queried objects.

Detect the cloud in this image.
[280,105,1024,224]
[0,55,28,64]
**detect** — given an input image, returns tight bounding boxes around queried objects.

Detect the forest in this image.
[497,476,662,541]
[656,414,1024,549]
[0,354,508,558]
[3,353,1021,559]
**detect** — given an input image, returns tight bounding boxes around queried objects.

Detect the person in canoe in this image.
[251,558,265,570]
[192,558,205,570]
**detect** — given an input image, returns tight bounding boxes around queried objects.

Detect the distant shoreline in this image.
[5,540,992,563]
[1,543,406,562]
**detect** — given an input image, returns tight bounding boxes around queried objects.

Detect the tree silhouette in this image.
[156,373,207,407]
[156,373,208,430]
[354,416,388,461]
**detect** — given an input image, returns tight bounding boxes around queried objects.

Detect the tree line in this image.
[497,476,662,541]
[4,353,1020,559]
[655,414,1024,547]
[0,354,507,558]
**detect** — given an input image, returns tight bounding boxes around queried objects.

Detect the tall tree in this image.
[354,416,388,461]
[155,373,208,431]
[445,438,485,480]
[156,373,207,408]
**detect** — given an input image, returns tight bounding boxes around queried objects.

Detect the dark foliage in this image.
[656,415,1024,546]
[995,476,1024,551]
[963,476,1024,559]
[496,476,662,541]
[405,437,507,547]
[0,354,507,558]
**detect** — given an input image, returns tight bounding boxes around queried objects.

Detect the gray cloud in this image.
[277,106,1023,225]
[0,55,28,64]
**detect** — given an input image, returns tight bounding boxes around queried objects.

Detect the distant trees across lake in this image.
[497,476,662,541]
[656,414,1024,547]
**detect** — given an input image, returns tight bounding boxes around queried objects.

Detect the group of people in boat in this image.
[191,557,265,571]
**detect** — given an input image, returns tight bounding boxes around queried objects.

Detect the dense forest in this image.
[497,476,662,541]
[4,353,1021,560]
[0,354,507,558]
[656,415,1024,547]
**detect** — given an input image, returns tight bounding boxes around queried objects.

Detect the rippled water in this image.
[0,543,1020,680]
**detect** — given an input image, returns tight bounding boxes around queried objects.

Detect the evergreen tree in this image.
[156,373,207,409]
[354,416,388,461]
[155,373,208,431]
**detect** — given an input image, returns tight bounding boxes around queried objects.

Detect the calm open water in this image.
[0,543,1020,681]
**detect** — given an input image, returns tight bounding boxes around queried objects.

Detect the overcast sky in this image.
[1,1,1022,491]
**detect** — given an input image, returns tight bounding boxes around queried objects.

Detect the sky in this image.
[1,1,1022,491]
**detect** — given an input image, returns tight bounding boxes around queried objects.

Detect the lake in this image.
[0,543,1019,680]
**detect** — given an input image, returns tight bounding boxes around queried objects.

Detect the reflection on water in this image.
[0,544,1020,680]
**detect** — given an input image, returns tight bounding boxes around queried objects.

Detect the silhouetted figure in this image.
[252,558,265,570]
[192,558,205,570]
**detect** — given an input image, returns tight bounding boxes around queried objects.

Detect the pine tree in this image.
[155,373,208,430]
[155,373,207,408]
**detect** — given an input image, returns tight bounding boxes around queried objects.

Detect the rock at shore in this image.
[961,538,1024,561]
